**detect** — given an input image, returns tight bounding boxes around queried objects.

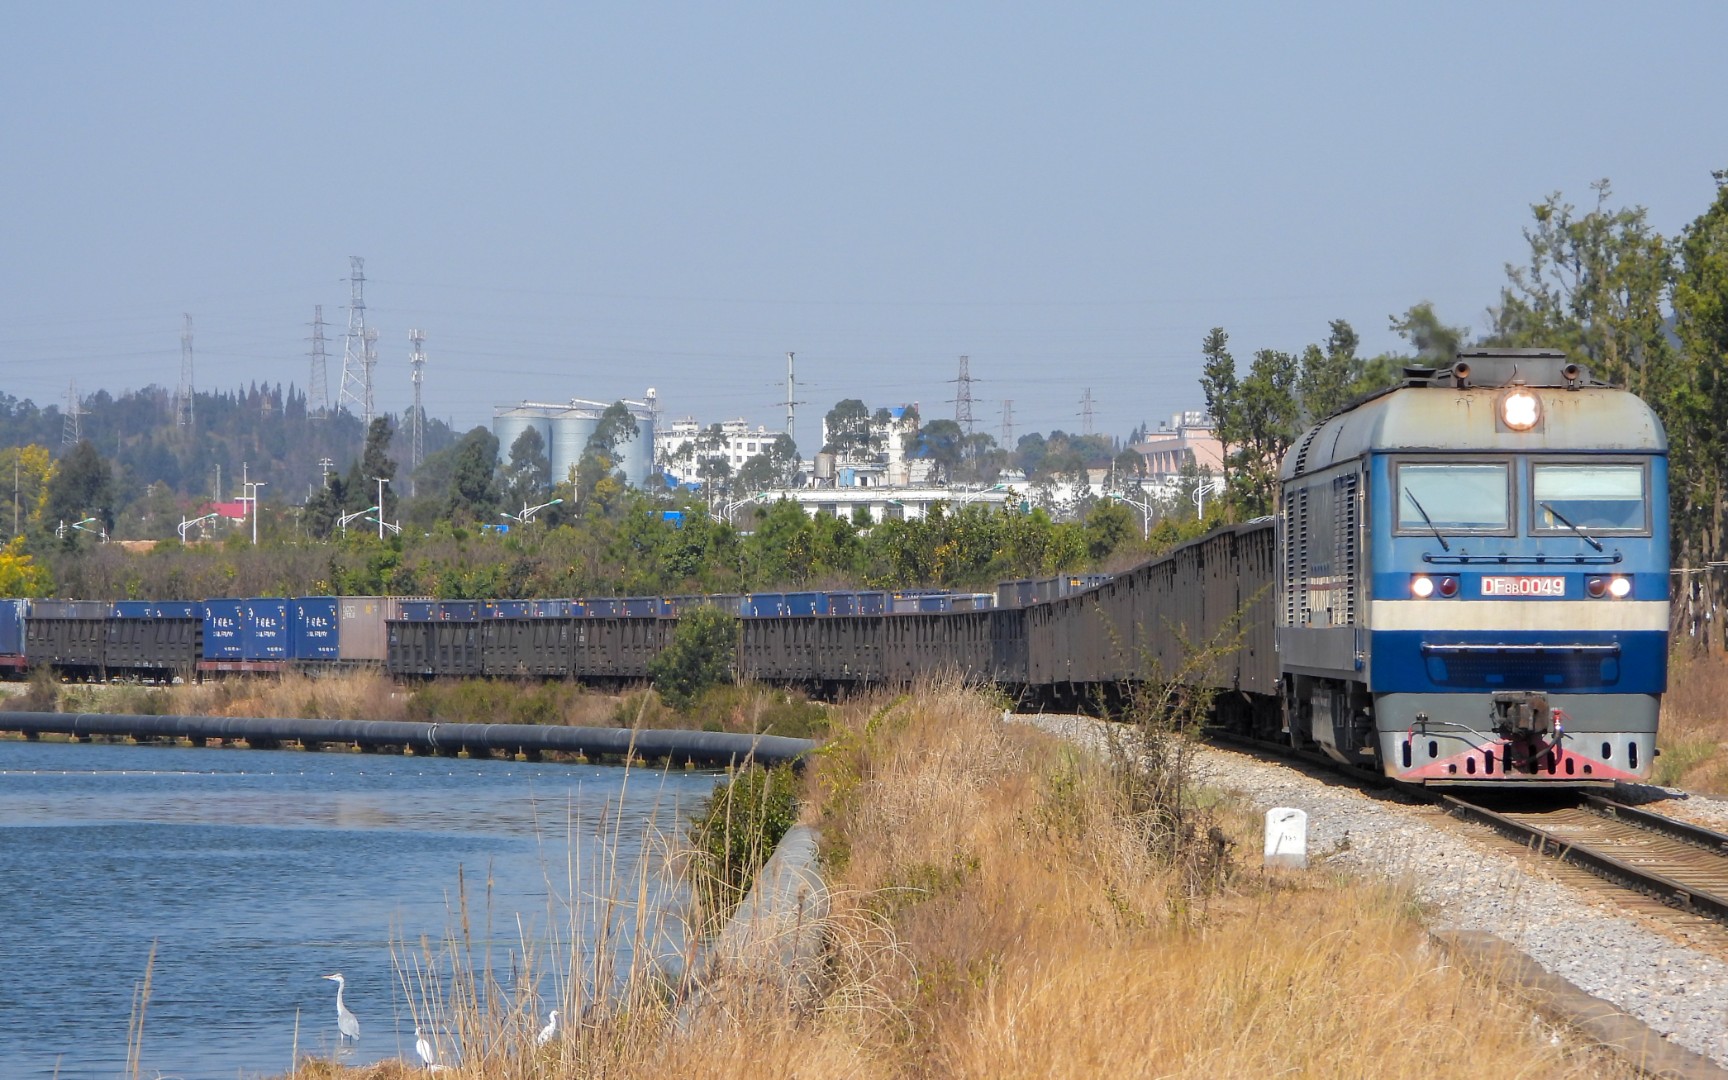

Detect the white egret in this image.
[322,973,361,1044]
[416,1025,436,1067]
[536,1008,558,1046]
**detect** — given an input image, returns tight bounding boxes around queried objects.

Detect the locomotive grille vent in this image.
[1290,427,1322,477]
[1283,486,1309,626]
[1333,471,1359,624]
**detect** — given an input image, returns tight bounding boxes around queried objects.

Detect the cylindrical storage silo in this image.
[493,407,555,468]
[550,407,600,486]
[615,406,656,487]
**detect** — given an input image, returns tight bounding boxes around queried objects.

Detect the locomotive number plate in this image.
[1480,575,1564,597]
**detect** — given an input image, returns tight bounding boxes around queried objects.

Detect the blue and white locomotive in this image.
[1278,349,1668,784]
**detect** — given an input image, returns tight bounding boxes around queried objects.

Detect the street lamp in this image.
[372,477,390,539]
[58,516,99,540]
[337,505,380,537]
[178,512,219,542]
[499,497,563,525]
[1108,491,1155,541]
[365,515,402,536]
[243,480,267,545]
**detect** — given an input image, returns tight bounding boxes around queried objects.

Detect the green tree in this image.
[1228,349,1299,517]
[501,426,552,513]
[575,402,640,516]
[1671,171,1728,646]
[1296,319,1361,422]
[736,433,800,492]
[1389,302,1470,366]
[909,418,966,483]
[821,398,878,460]
[44,440,116,537]
[444,427,501,524]
[648,604,737,710]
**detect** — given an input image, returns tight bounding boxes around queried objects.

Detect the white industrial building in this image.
[655,417,791,484]
[493,393,658,488]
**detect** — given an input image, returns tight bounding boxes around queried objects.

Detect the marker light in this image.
[1587,577,1607,598]
[1411,575,1435,598]
[1437,576,1459,597]
[1608,576,1632,599]
[1501,388,1542,431]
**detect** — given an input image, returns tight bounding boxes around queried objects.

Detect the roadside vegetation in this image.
[1656,648,1728,792]
[266,681,1627,1079]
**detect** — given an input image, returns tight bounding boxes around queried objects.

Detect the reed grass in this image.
[263,679,1638,1077]
[1656,648,1728,791]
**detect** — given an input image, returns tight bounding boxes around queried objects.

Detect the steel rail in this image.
[1583,794,1728,855]
[1439,794,1728,925]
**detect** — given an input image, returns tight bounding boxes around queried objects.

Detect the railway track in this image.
[1205,728,1728,927]
[1440,793,1728,926]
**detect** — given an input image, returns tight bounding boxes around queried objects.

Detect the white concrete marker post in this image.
[1264,807,1308,869]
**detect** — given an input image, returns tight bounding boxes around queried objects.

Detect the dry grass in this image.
[1656,649,1728,792]
[274,680,1631,1078]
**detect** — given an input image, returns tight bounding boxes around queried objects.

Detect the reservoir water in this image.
[0,738,720,1078]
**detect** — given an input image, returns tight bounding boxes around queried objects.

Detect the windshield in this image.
[1396,463,1510,532]
[1533,463,1646,532]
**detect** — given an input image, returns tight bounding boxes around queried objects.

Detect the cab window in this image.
[1532,462,1647,534]
[1394,462,1511,533]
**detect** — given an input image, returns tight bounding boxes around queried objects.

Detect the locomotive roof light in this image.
[1500,387,1542,431]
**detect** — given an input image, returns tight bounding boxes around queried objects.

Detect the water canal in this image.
[0,738,720,1078]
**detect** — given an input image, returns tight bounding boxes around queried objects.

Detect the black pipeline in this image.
[0,711,814,768]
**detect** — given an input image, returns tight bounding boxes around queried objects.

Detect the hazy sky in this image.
[3,3,1723,450]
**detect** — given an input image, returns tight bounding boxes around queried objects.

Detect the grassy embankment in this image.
[1654,648,1728,791]
[281,681,1625,1079]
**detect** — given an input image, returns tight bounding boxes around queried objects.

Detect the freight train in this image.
[0,350,1667,787]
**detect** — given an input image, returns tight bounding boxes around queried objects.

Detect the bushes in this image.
[686,763,800,932]
[647,605,736,710]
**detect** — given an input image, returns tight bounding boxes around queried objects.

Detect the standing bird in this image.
[536,1008,558,1046]
[415,1025,437,1068]
[322,973,361,1044]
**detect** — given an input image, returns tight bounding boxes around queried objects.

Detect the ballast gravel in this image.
[1014,714,1728,1068]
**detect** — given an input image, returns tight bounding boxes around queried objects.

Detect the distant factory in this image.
[492,393,658,487]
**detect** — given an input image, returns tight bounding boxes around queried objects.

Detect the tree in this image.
[1671,171,1728,647]
[1296,319,1361,423]
[444,427,501,524]
[501,426,552,512]
[1389,302,1470,366]
[0,444,53,537]
[44,440,115,536]
[575,402,640,516]
[0,536,51,595]
[343,417,399,523]
[647,604,737,709]
[908,418,966,483]
[821,399,877,460]
[736,433,800,492]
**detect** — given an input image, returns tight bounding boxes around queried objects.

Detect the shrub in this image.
[686,763,800,932]
[648,605,736,711]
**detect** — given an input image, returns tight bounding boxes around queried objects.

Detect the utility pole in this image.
[338,256,370,427]
[408,329,426,493]
[308,305,328,418]
[63,380,81,446]
[949,355,978,436]
[177,313,195,431]
[374,476,389,539]
[777,351,805,448]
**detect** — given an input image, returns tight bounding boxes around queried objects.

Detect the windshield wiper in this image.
[1403,490,1450,552]
[1540,502,1604,551]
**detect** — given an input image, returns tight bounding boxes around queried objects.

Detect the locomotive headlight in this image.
[1501,388,1542,431]
[1411,575,1436,598]
[1608,575,1632,599]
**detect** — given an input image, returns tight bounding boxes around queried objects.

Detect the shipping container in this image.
[337,595,395,662]
[202,599,246,660]
[105,601,200,677]
[437,601,482,622]
[531,598,570,618]
[398,600,438,622]
[245,598,292,661]
[576,598,621,617]
[293,597,340,661]
[485,600,534,619]
[621,596,666,617]
[110,600,157,619]
[32,599,109,619]
[0,598,27,656]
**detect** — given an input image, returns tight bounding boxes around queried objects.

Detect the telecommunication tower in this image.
[176,313,195,431]
[1080,387,1095,436]
[338,256,371,424]
[408,329,426,490]
[949,355,978,435]
[63,380,82,446]
[308,306,329,417]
